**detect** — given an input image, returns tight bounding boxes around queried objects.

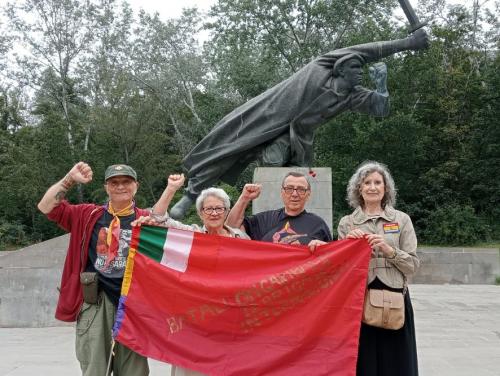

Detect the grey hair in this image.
[346,161,397,209]
[195,187,231,213]
[281,171,311,189]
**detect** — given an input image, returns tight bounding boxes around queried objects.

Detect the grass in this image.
[0,244,21,252]
[475,243,500,249]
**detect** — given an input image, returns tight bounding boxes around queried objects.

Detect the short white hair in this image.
[195,187,231,213]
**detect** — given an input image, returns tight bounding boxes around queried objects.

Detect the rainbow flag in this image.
[113,225,371,376]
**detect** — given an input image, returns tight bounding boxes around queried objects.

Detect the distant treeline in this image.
[0,0,498,250]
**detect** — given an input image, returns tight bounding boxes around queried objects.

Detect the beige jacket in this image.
[337,206,419,289]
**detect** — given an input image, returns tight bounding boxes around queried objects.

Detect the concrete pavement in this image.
[1,284,499,376]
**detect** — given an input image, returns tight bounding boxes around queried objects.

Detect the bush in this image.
[420,204,490,246]
[0,220,28,250]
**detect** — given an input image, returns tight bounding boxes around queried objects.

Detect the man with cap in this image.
[38,161,167,375]
[170,29,429,219]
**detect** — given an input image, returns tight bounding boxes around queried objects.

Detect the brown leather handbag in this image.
[362,287,405,330]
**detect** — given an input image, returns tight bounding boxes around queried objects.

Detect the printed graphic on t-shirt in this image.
[272,221,307,244]
[94,227,132,277]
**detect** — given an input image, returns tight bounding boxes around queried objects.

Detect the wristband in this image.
[61,174,75,190]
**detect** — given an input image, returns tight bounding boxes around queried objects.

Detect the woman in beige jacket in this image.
[337,161,419,376]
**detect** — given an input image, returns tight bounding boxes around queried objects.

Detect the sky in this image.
[126,0,216,19]
[125,0,480,20]
[0,1,486,25]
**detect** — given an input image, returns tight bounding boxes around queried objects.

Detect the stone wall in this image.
[1,235,499,327]
[0,235,69,328]
[412,247,500,285]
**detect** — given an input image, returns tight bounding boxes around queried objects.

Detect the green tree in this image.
[206,0,397,99]
[132,8,210,155]
[5,0,98,156]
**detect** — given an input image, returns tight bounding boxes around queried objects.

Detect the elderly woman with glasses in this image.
[337,161,419,376]
[134,174,248,240]
[133,174,248,376]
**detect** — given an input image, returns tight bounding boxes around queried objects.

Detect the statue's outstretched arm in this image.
[319,29,429,66]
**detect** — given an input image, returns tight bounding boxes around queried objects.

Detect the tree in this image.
[206,0,397,99]
[5,0,98,155]
[132,8,210,155]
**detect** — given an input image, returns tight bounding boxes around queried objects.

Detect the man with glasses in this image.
[226,172,332,251]
[37,162,154,375]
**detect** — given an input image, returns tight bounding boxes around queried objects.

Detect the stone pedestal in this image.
[252,167,333,231]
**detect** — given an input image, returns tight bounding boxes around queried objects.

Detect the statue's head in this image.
[333,53,365,88]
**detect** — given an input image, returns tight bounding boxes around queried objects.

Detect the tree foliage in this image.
[0,0,498,249]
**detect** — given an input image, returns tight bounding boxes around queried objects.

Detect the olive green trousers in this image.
[76,291,149,375]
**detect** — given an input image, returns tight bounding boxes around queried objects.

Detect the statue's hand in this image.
[409,28,429,50]
[369,62,387,93]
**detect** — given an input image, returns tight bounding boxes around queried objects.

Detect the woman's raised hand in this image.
[167,174,185,191]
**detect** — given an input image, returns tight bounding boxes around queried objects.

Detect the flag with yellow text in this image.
[113,225,371,376]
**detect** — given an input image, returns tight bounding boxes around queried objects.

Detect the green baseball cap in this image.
[104,164,137,181]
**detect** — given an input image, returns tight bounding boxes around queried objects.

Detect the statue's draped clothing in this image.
[183,43,390,195]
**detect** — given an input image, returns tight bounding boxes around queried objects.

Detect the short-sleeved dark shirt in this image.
[243,208,332,245]
[85,211,135,306]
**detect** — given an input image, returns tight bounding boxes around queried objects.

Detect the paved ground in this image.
[1,284,499,376]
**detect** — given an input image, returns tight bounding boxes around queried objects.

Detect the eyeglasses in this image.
[202,206,227,215]
[282,186,309,196]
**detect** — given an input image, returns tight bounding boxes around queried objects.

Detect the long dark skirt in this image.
[356,278,418,376]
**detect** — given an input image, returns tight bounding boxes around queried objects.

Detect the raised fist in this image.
[68,162,93,184]
[409,28,429,50]
[167,174,185,191]
[241,183,262,201]
[369,62,387,89]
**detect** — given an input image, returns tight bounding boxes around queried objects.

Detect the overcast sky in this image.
[126,0,215,19]
[0,0,485,23]
[125,0,480,20]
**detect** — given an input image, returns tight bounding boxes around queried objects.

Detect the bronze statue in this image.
[170,30,429,219]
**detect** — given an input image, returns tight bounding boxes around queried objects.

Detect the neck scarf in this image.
[104,201,135,267]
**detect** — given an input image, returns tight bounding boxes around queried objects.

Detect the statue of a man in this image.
[170,30,429,219]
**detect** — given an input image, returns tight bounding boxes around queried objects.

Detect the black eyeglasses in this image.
[202,206,227,215]
[281,186,309,196]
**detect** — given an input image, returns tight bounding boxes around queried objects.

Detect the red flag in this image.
[114,225,371,376]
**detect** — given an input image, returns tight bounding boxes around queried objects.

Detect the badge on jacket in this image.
[383,223,400,233]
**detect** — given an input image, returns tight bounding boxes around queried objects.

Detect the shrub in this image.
[420,204,490,246]
[0,220,28,250]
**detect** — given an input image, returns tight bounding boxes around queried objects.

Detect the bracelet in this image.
[150,213,168,223]
[387,248,397,259]
[61,174,76,190]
